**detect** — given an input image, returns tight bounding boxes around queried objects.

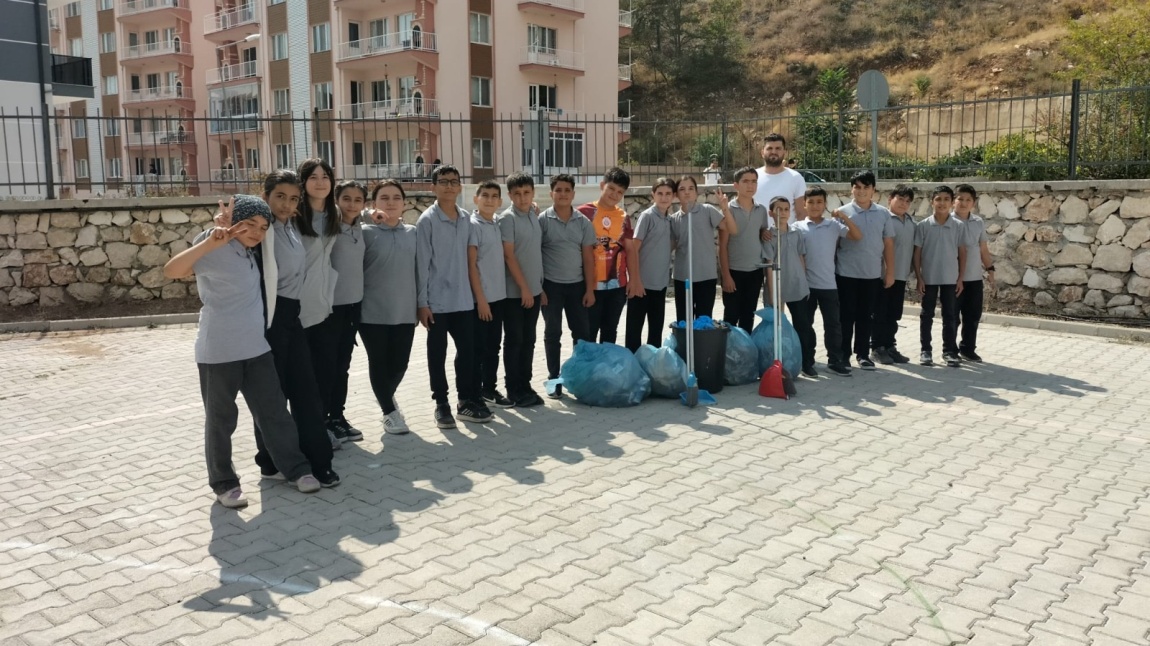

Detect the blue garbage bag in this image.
[751,307,802,377]
[559,342,651,407]
[635,344,688,398]
[664,333,678,352]
[672,316,719,330]
[724,326,760,385]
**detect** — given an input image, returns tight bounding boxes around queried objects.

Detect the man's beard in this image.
[764,154,784,167]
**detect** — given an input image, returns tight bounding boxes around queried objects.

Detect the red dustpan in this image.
[760,359,787,399]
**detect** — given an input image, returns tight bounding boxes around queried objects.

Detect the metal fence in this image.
[2,82,1148,199]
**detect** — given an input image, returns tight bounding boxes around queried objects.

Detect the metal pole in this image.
[871,110,879,177]
[720,115,729,173]
[1067,79,1081,180]
[33,0,55,199]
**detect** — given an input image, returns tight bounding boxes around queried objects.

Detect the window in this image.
[399,139,418,163]
[99,0,113,10]
[104,118,120,136]
[72,119,86,138]
[529,84,557,111]
[313,82,332,111]
[470,76,491,107]
[269,0,284,4]
[352,142,364,166]
[317,141,334,164]
[107,157,122,178]
[99,32,115,53]
[273,88,290,115]
[472,139,493,168]
[271,33,288,60]
[66,1,80,17]
[469,13,491,45]
[275,144,293,168]
[522,131,584,169]
[102,75,118,95]
[370,79,390,103]
[69,38,83,57]
[75,159,89,178]
[311,23,331,53]
[246,148,259,169]
[528,24,557,52]
[372,140,391,165]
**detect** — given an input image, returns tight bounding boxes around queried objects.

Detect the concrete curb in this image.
[0,312,198,334]
[902,304,1150,342]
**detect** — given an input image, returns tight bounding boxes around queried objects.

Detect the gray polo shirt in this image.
[191,232,271,364]
[272,219,305,300]
[497,205,543,298]
[888,213,917,282]
[725,199,771,272]
[671,204,724,282]
[914,214,966,285]
[362,222,418,325]
[469,212,507,304]
[632,204,673,290]
[956,214,988,282]
[539,207,596,284]
[791,217,848,290]
[416,202,474,314]
[331,220,365,306]
[761,227,810,303]
[299,211,337,328]
[835,201,897,280]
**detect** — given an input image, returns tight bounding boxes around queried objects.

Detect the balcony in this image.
[119,0,187,18]
[208,115,262,135]
[204,4,257,36]
[51,54,94,99]
[125,130,194,147]
[347,163,425,181]
[619,63,632,90]
[336,32,439,68]
[121,39,190,61]
[206,61,259,85]
[123,86,190,104]
[518,0,584,20]
[132,174,195,184]
[519,46,584,75]
[618,117,632,134]
[341,98,440,120]
[619,10,633,35]
[211,168,262,182]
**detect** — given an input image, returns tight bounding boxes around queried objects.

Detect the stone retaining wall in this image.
[3,181,1149,319]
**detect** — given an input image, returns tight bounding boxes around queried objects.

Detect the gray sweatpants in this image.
[197,352,312,494]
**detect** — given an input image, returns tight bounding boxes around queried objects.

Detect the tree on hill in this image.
[1061,0,1150,86]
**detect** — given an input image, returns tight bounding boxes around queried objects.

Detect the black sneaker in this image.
[888,347,911,364]
[514,391,545,407]
[857,355,877,371]
[944,353,961,368]
[920,351,934,366]
[801,366,819,378]
[435,404,457,429]
[828,363,852,377]
[329,417,363,442]
[959,349,983,362]
[547,382,564,399]
[483,389,515,409]
[871,347,894,365]
[457,400,493,423]
[316,469,341,488]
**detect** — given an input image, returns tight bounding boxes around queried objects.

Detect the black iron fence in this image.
[2,82,1148,199]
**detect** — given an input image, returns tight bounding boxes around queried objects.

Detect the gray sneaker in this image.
[920,351,934,366]
[327,428,343,451]
[293,474,321,493]
[871,347,894,365]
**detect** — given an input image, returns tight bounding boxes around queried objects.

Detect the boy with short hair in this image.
[417,165,492,428]
[625,177,677,351]
[581,167,632,345]
[163,195,321,507]
[539,173,597,398]
[914,186,967,368]
[468,181,510,408]
[720,166,772,333]
[871,184,918,365]
[761,197,813,375]
[953,184,994,362]
[791,186,862,376]
[498,173,545,407]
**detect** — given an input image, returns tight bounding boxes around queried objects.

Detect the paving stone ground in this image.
[1,304,1149,646]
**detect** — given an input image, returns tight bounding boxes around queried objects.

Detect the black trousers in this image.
[304,305,355,421]
[588,287,626,344]
[473,299,506,394]
[673,279,718,324]
[625,287,668,352]
[836,275,881,360]
[957,280,984,354]
[329,302,360,421]
[872,280,906,350]
[722,269,765,334]
[502,295,541,398]
[542,279,591,379]
[806,288,845,367]
[920,284,959,354]
[255,297,333,476]
[785,296,816,371]
[426,309,479,405]
[359,322,415,415]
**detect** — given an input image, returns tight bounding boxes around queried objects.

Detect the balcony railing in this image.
[123,86,187,103]
[51,54,93,88]
[132,174,194,183]
[519,0,585,11]
[619,64,632,82]
[120,0,186,17]
[520,46,584,71]
[204,4,257,34]
[211,168,262,182]
[619,10,633,28]
[206,61,258,85]
[208,115,262,134]
[618,117,632,134]
[122,39,188,60]
[337,31,438,62]
[342,98,440,120]
[125,130,193,146]
[348,163,425,180]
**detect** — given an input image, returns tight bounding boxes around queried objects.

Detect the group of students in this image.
[168,131,994,509]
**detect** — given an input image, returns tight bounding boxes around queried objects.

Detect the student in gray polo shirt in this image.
[468,181,510,408]
[953,184,994,362]
[670,175,737,322]
[417,165,492,428]
[914,186,968,368]
[498,173,545,408]
[326,180,368,443]
[871,184,918,365]
[761,197,813,375]
[164,194,320,508]
[720,166,772,333]
[625,177,676,351]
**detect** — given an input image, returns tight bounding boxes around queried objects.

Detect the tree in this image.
[795,67,861,154]
[1061,0,1150,86]
[629,0,746,104]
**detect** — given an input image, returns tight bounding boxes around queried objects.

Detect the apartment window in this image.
[269,0,284,4]
[271,33,288,60]
[107,157,122,178]
[352,142,364,166]
[528,24,557,52]
[470,76,491,107]
[372,140,391,165]
[69,38,83,57]
[313,82,332,111]
[370,79,390,103]
[75,159,89,178]
[104,118,120,136]
[469,13,491,45]
[317,141,334,164]
[66,2,80,17]
[99,32,116,53]
[72,119,86,138]
[99,0,113,10]
[523,131,584,168]
[399,139,418,163]
[273,88,290,115]
[472,139,493,169]
[102,75,118,95]
[529,84,557,111]
[311,23,331,53]
[246,149,259,169]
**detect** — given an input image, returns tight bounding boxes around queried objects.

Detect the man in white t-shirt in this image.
[754,133,808,221]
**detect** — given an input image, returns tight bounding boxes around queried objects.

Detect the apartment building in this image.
[42,0,630,197]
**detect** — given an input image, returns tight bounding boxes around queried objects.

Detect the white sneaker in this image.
[294,474,321,493]
[216,487,248,508]
[327,428,343,451]
[383,410,410,435]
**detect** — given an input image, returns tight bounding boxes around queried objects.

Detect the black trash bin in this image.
[671,323,730,394]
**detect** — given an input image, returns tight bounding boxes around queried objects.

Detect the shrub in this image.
[978,134,1066,181]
